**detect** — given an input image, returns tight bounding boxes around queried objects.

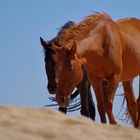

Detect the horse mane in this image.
[57,21,76,37]
[57,12,112,45]
[44,21,76,51]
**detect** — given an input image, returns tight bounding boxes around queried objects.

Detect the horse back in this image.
[117,18,140,80]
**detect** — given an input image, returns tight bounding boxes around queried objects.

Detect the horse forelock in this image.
[43,21,77,57]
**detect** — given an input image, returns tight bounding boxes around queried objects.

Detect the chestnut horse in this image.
[116,18,140,127]
[40,21,95,120]
[52,13,140,127]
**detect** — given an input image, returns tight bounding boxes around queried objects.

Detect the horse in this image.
[40,21,96,120]
[116,18,140,127]
[52,12,140,127]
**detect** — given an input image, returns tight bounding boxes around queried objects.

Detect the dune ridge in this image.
[0,106,139,140]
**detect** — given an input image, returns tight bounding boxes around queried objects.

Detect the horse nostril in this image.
[48,87,55,94]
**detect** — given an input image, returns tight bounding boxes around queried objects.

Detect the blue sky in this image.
[0,0,140,124]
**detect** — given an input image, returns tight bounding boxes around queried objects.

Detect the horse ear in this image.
[79,57,87,65]
[51,43,62,60]
[40,37,47,49]
[40,37,55,55]
[67,40,77,58]
[69,40,76,52]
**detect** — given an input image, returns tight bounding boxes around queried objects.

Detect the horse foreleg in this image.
[87,84,96,120]
[77,67,95,120]
[105,74,120,124]
[77,81,90,118]
[122,80,138,128]
[91,77,106,123]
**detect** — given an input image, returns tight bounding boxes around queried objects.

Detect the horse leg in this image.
[77,66,96,119]
[104,74,120,124]
[91,77,106,123]
[77,77,91,118]
[137,75,140,128]
[122,80,138,127]
[77,68,90,118]
[137,93,140,128]
[87,84,96,120]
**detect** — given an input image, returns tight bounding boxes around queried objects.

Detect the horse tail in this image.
[117,82,135,126]
[123,75,140,127]
[121,75,140,127]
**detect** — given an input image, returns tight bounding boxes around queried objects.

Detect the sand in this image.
[0,105,139,140]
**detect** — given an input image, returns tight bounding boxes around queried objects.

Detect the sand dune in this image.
[0,106,140,140]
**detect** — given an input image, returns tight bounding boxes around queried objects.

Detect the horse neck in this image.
[118,18,140,51]
[76,21,108,58]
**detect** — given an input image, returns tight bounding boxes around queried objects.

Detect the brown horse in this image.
[40,21,95,120]
[52,12,140,127]
[116,18,140,127]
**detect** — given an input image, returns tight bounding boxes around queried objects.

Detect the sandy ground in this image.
[0,106,140,140]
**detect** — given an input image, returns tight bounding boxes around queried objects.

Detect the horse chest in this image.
[87,52,123,82]
[86,62,113,80]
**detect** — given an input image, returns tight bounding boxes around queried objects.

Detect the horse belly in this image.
[121,55,140,81]
[121,70,140,81]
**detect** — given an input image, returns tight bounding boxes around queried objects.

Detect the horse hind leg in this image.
[137,75,140,128]
[122,80,138,128]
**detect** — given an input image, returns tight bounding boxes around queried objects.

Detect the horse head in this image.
[52,40,86,108]
[40,37,57,94]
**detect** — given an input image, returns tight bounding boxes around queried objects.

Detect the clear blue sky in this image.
[0,0,140,124]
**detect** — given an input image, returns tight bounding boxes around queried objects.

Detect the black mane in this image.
[46,21,76,47]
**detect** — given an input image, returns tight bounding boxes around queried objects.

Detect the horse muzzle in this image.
[47,84,56,94]
[56,95,70,108]
[59,107,67,114]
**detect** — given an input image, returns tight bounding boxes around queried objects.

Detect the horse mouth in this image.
[58,102,69,108]
[56,95,70,108]
[49,90,56,94]
[59,107,67,114]
[48,88,56,94]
